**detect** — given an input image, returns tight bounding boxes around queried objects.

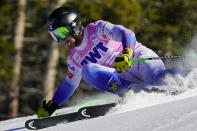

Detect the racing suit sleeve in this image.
[96,20,137,51]
[52,56,82,106]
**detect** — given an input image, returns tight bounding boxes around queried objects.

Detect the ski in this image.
[25,112,79,130]
[78,102,117,118]
[25,102,117,130]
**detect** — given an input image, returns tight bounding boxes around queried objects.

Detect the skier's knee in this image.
[82,64,92,82]
[82,63,98,80]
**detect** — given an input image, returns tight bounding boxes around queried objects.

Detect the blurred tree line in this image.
[0,0,197,119]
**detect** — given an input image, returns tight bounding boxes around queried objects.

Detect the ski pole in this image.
[130,52,197,64]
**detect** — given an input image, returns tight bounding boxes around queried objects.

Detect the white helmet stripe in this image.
[49,31,58,41]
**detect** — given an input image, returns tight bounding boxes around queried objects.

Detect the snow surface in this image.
[1,68,197,131]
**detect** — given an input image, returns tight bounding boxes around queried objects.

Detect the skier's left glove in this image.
[114,48,134,73]
[37,100,58,118]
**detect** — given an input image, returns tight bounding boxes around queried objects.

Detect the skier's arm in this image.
[97,20,136,73]
[52,56,82,106]
[96,20,136,51]
[37,57,82,118]
[52,73,81,106]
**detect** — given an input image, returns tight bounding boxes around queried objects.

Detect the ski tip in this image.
[25,119,38,130]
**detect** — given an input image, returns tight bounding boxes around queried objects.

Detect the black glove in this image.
[37,100,58,118]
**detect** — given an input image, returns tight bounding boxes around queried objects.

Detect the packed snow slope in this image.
[1,88,197,131]
[1,68,197,131]
[48,94,197,131]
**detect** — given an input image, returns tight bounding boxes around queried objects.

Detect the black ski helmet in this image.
[47,6,82,39]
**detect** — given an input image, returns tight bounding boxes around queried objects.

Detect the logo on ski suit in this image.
[80,42,109,66]
[107,80,120,92]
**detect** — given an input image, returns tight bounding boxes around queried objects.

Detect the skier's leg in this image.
[131,46,191,86]
[81,63,131,96]
[129,46,165,85]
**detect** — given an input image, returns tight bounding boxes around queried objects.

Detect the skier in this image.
[37,6,181,118]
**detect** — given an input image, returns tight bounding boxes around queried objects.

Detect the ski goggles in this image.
[49,27,70,41]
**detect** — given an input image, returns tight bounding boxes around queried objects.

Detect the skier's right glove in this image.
[37,100,58,118]
[114,48,134,73]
